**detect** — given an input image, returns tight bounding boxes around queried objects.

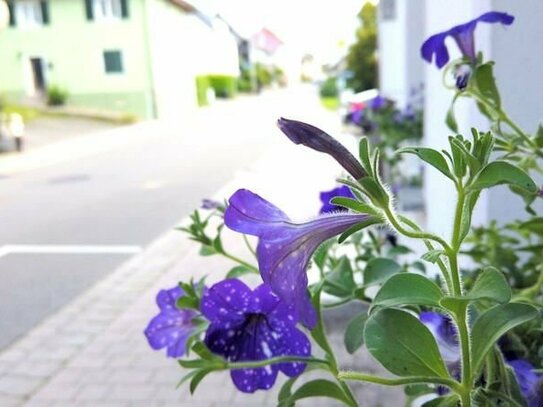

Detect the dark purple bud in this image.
[538,186,543,198]
[277,118,366,180]
[454,64,472,90]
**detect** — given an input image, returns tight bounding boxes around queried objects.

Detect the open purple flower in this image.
[370,95,386,111]
[224,188,371,328]
[319,185,355,214]
[420,312,459,366]
[201,279,310,393]
[508,359,542,407]
[421,11,514,68]
[277,117,366,180]
[144,285,197,358]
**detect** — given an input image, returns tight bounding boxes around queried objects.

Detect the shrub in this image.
[319,77,338,98]
[208,75,237,99]
[46,85,68,106]
[255,63,272,87]
[195,75,210,106]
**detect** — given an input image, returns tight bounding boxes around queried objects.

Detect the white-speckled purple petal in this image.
[200,279,252,324]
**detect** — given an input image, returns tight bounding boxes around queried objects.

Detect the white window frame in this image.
[15,0,44,28]
[93,0,122,21]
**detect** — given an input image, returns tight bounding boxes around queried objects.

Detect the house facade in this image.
[0,0,239,119]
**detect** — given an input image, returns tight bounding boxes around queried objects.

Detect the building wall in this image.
[423,0,542,238]
[0,0,154,118]
[378,0,425,108]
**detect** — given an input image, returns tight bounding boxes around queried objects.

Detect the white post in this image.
[0,0,8,31]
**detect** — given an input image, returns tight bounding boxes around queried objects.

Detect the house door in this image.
[30,58,46,94]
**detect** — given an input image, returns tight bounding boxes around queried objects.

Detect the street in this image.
[0,86,338,350]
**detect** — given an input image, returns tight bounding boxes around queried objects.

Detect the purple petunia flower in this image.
[370,95,386,111]
[537,186,543,198]
[508,359,543,407]
[319,185,355,214]
[421,11,514,68]
[201,279,310,393]
[277,117,366,180]
[420,312,459,366]
[224,188,370,328]
[144,286,197,358]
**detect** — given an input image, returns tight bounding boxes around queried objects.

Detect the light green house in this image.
[0,0,240,119]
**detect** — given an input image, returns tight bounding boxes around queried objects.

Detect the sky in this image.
[198,0,371,62]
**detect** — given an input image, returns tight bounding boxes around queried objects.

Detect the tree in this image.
[346,2,378,92]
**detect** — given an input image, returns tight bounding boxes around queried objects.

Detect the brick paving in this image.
[0,103,407,406]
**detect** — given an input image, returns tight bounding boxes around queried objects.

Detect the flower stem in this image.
[448,185,473,407]
[226,356,329,370]
[338,371,462,393]
[221,251,259,273]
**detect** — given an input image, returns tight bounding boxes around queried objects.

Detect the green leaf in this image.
[535,125,543,148]
[468,267,511,304]
[309,284,332,355]
[421,249,445,264]
[225,265,255,279]
[363,257,402,286]
[280,379,354,407]
[364,309,450,378]
[344,312,368,354]
[337,216,382,244]
[421,395,460,407]
[313,239,334,270]
[277,377,296,407]
[449,136,467,178]
[359,137,374,176]
[372,273,443,310]
[189,368,214,394]
[474,63,501,110]
[471,303,539,372]
[469,161,537,193]
[199,245,218,256]
[324,256,355,297]
[359,177,389,207]
[176,296,199,310]
[330,196,379,215]
[192,342,218,361]
[397,147,455,181]
[446,104,458,133]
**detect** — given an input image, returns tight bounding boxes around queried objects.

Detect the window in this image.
[15,0,46,28]
[93,0,122,21]
[103,50,123,74]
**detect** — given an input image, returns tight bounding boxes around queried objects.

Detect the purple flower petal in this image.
[144,286,197,358]
[200,279,252,324]
[508,359,542,407]
[420,312,459,364]
[421,11,514,68]
[319,185,355,214]
[203,281,311,393]
[225,189,370,328]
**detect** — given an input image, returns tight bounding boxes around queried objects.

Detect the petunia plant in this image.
[144,10,542,407]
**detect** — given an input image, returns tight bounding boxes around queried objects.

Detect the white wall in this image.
[423,0,542,239]
[378,0,425,108]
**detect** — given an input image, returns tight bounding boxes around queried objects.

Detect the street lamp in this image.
[0,0,9,31]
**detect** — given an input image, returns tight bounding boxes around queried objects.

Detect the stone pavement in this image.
[0,99,406,406]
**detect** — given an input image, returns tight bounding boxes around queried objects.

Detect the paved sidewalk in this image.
[0,103,406,406]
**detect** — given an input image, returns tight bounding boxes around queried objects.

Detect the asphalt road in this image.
[0,87,332,349]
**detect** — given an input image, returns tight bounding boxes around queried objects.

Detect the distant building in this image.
[0,0,239,119]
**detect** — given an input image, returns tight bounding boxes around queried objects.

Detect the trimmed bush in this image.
[319,77,338,98]
[195,75,210,106]
[208,75,237,99]
[47,85,68,106]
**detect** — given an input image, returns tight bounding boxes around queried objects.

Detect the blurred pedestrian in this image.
[9,113,25,152]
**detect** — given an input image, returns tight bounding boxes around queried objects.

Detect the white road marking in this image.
[0,244,142,259]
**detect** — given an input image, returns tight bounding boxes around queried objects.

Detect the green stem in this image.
[242,234,257,258]
[448,186,472,407]
[222,251,259,273]
[338,371,462,393]
[384,206,451,252]
[227,356,329,370]
[518,264,543,299]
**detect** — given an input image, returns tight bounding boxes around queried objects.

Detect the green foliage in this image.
[255,63,273,87]
[46,85,68,106]
[372,273,444,310]
[195,76,210,106]
[364,309,450,378]
[208,75,237,99]
[346,2,377,92]
[320,77,339,98]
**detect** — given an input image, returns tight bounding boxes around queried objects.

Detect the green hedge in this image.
[208,75,237,99]
[195,75,210,106]
[47,85,68,106]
